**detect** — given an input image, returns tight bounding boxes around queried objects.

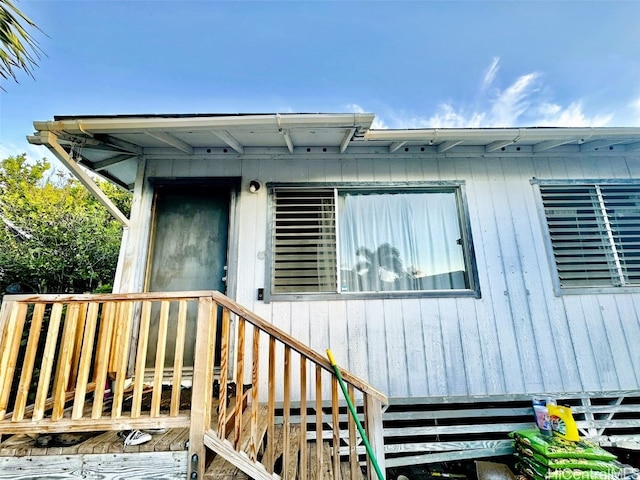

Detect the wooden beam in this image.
[151,301,170,417]
[72,303,100,420]
[13,304,45,420]
[91,153,136,172]
[533,138,574,152]
[348,384,359,480]
[249,326,261,461]
[389,141,406,153]
[340,128,356,153]
[51,303,81,421]
[331,376,340,480]
[203,433,279,480]
[211,130,244,154]
[265,336,276,471]
[384,445,515,468]
[580,139,622,151]
[437,140,463,153]
[170,300,188,417]
[146,131,194,154]
[93,134,144,154]
[189,296,217,480]
[0,303,28,417]
[281,129,294,153]
[131,301,152,418]
[42,133,130,226]
[365,395,386,480]
[0,414,190,434]
[485,140,513,153]
[0,451,188,479]
[233,318,247,449]
[315,366,323,478]
[299,357,308,477]
[32,303,63,421]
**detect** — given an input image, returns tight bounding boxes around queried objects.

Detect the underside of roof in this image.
[28,113,640,194]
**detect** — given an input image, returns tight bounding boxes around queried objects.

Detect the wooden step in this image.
[204,404,269,479]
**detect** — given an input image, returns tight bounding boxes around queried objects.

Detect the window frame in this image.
[533,178,640,295]
[265,181,480,302]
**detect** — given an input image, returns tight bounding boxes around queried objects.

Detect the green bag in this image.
[516,444,619,471]
[510,429,616,461]
[516,456,619,480]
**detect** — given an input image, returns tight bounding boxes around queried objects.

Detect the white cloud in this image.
[368,59,617,129]
[0,142,49,162]
[489,72,540,126]
[420,105,486,129]
[481,57,500,92]
[345,103,387,129]
[535,101,613,127]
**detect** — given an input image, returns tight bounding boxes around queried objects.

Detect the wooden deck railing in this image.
[0,291,387,480]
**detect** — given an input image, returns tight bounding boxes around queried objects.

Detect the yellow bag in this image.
[547,404,580,442]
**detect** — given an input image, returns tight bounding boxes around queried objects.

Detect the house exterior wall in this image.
[122,151,640,400]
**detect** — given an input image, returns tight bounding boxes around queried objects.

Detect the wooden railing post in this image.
[0,301,26,417]
[189,296,217,480]
[365,394,386,480]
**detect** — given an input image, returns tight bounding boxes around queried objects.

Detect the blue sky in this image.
[2,0,640,161]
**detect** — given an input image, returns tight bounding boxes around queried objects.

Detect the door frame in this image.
[144,177,240,297]
[143,177,241,379]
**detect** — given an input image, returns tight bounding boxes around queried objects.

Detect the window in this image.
[539,183,640,289]
[269,184,477,298]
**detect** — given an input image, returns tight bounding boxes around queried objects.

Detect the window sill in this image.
[555,285,640,296]
[265,289,481,303]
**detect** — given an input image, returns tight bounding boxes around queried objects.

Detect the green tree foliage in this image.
[0,0,43,85]
[0,154,131,294]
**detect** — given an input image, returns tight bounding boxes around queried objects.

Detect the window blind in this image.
[540,184,640,288]
[271,188,337,293]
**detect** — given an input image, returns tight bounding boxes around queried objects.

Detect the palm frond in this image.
[0,0,43,84]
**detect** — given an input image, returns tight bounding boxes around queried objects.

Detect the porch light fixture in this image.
[249,180,262,193]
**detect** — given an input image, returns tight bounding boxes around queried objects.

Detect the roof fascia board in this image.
[364,127,640,142]
[33,113,375,135]
[39,132,130,226]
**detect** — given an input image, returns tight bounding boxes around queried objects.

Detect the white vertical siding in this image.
[137,153,640,399]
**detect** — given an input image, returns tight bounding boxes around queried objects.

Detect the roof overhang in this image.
[27,113,640,223]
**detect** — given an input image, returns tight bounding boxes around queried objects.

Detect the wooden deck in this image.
[0,420,365,480]
[0,427,189,456]
[0,384,366,479]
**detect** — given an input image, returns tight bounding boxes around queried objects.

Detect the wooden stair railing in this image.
[0,291,387,480]
[205,291,388,480]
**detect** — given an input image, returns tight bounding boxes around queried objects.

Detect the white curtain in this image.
[338,191,467,292]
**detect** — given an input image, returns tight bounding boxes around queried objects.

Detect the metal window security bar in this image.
[539,183,640,288]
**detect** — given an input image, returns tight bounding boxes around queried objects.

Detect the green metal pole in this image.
[326,349,385,480]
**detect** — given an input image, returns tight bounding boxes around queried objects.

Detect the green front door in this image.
[146,184,230,366]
